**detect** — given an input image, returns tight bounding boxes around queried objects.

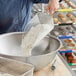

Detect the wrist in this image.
[49,0,59,2]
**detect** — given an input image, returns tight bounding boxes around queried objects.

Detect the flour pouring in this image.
[21,12,54,57]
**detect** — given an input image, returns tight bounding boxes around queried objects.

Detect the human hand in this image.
[45,0,59,14]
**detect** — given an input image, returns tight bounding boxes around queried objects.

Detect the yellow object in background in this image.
[56,8,76,12]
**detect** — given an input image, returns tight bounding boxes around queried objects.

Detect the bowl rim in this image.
[0,32,62,57]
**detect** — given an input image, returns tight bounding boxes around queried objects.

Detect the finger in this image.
[56,2,59,8]
[51,4,59,14]
[45,6,50,14]
[50,6,57,14]
[49,8,54,14]
[54,7,57,11]
[54,5,59,11]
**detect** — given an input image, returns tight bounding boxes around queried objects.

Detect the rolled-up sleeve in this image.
[32,0,62,3]
[59,0,63,2]
[32,0,49,3]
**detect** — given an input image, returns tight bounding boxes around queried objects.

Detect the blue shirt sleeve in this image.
[32,0,49,3]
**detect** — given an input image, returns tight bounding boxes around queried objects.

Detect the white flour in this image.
[21,24,43,56]
[21,24,51,57]
[0,73,13,76]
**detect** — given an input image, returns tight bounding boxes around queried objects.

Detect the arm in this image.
[32,0,62,14]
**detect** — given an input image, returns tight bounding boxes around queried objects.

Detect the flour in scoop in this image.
[0,73,13,76]
[21,24,51,57]
[21,24,43,56]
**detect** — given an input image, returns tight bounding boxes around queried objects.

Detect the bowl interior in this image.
[32,36,60,55]
[0,32,60,57]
